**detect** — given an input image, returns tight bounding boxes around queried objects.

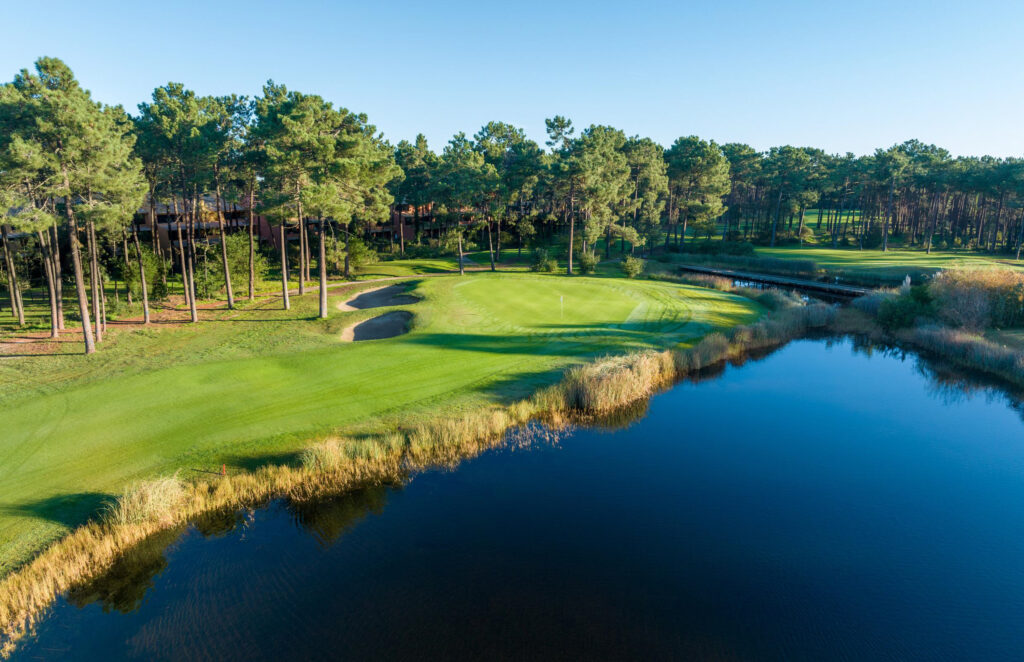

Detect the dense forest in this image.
[3,57,1024,354]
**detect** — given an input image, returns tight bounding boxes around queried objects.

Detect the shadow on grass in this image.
[221,450,305,472]
[0,352,84,358]
[0,491,114,528]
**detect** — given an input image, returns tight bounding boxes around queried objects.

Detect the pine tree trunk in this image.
[132,223,151,324]
[175,215,189,310]
[248,185,256,301]
[458,232,465,275]
[495,217,502,264]
[770,188,783,248]
[214,171,234,309]
[1015,208,1024,261]
[50,221,64,330]
[185,196,198,323]
[86,219,102,343]
[1,225,24,326]
[398,209,405,255]
[883,176,894,252]
[486,218,496,272]
[567,187,576,275]
[318,218,327,319]
[61,174,96,354]
[37,230,59,336]
[296,190,306,295]
[279,223,290,310]
[343,225,351,280]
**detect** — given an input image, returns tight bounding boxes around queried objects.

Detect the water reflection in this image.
[28,336,1024,661]
[67,525,186,614]
[288,487,391,547]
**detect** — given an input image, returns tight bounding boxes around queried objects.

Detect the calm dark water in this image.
[13,338,1024,661]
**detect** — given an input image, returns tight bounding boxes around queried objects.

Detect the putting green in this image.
[0,272,760,573]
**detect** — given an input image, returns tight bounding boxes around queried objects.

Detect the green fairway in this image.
[0,271,759,573]
[755,246,1023,280]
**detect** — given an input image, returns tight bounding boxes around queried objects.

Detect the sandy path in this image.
[340,311,414,342]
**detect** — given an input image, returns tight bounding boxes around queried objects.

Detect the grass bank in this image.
[0,294,836,655]
[0,269,759,576]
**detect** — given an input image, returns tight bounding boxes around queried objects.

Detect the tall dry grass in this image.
[929,267,1024,330]
[558,351,676,414]
[900,325,1024,387]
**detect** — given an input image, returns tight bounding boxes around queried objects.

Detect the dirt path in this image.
[340,311,413,342]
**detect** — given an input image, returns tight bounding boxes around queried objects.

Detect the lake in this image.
[12,338,1024,661]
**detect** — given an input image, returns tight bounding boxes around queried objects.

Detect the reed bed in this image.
[899,325,1024,387]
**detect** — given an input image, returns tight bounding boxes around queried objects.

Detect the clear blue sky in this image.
[3,0,1022,157]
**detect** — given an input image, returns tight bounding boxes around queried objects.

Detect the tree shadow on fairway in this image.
[0,491,114,528]
[219,449,305,473]
[405,323,678,358]
[204,315,323,323]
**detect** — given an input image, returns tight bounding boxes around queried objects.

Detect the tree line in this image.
[3,57,1024,355]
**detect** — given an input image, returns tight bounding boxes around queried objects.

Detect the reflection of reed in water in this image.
[287,486,392,547]
[67,525,186,614]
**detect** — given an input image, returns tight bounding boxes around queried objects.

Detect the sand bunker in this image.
[341,311,413,342]
[338,285,419,311]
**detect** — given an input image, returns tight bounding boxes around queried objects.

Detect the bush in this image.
[621,256,645,279]
[530,248,558,273]
[577,250,598,274]
[121,245,166,301]
[194,234,269,298]
[851,289,898,316]
[929,267,1024,330]
[327,235,378,274]
[877,286,934,330]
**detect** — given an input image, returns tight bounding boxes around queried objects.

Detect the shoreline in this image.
[2,294,1022,656]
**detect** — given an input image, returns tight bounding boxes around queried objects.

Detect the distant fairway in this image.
[756,246,1024,280]
[0,271,760,572]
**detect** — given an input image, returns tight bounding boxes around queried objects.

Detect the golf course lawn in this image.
[0,271,761,574]
[755,246,1023,280]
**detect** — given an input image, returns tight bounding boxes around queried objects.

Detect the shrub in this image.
[530,248,557,272]
[753,289,804,311]
[577,250,598,274]
[194,234,269,298]
[851,289,898,316]
[877,285,935,330]
[121,245,166,302]
[929,267,1024,330]
[621,255,645,279]
[345,236,379,269]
